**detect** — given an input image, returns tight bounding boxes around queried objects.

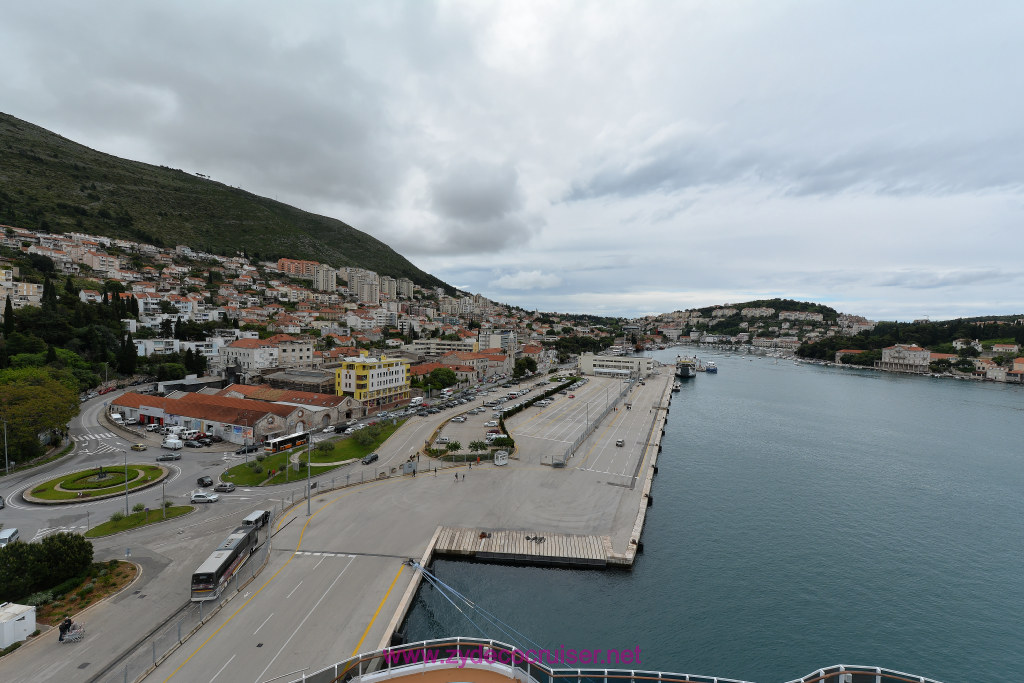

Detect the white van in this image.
[162,438,183,450]
[409,396,424,406]
[243,510,271,528]
[0,528,20,547]
[181,429,200,440]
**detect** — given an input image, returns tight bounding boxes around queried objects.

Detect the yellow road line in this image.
[350,563,405,656]
[163,480,387,681]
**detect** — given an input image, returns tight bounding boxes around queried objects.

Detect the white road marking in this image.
[210,653,236,683]
[254,557,355,683]
[253,613,274,635]
[285,580,303,599]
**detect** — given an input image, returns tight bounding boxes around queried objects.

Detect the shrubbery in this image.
[0,532,94,602]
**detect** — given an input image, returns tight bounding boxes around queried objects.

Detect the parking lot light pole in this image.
[2,418,8,475]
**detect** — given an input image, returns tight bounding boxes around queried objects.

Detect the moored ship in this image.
[676,355,697,378]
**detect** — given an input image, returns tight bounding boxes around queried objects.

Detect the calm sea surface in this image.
[403,351,1024,682]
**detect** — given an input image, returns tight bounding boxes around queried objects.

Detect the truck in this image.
[162,438,183,450]
[409,396,424,406]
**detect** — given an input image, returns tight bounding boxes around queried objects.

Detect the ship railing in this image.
[278,637,946,683]
[779,664,945,683]
[283,636,756,683]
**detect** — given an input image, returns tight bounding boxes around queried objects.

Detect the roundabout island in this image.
[22,464,171,505]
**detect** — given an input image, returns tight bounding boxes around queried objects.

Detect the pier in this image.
[144,367,679,682]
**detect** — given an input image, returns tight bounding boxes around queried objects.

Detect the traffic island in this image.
[21,464,171,505]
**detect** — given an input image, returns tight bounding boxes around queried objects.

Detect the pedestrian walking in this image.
[455,472,458,482]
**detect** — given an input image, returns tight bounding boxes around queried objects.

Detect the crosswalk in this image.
[72,432,121,455]
[73,432,118,442]
[32,526,87,542]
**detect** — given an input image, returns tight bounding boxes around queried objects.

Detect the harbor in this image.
[142,368,678,683]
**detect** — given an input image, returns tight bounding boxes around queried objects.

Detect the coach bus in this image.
[264,431,310,454]
[190,525,259,602]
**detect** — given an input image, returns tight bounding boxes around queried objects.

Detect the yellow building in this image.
[334,350,411,411]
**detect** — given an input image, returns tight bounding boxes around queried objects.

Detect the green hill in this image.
[0,112,448,289]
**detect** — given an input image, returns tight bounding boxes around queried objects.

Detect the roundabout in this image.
[21,464,171,505]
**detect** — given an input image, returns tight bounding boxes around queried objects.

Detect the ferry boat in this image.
[705,361,718,373]
[675,355,697,379]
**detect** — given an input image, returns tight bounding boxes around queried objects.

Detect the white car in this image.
[451,416,466,423]
[484,420,499,427]
[323,425,336,433]
[190,491,220,504]
[344,427,356,434]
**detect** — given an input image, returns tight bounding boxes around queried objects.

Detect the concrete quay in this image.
[124,368,677,682]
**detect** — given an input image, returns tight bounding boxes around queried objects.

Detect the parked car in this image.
[344,427,356,435]
[145,424,161,432]
[197,475,213,487]
[213,482,236,493]
[130,443,147,451]
[361,452,379,465]
[184,440,202,448]
[323,425,336,433]
[191,491,219,504]
[210,435,223,443]
[156,452,181,461]
[484,420,499,427]
[616,439,624,447]
[0,496,4,509]
[451,416,466,423]
[198,438,213,447]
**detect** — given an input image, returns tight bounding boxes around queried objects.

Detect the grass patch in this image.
[222,421,406,486]
[30,465,165,500]
[85,505,192,538]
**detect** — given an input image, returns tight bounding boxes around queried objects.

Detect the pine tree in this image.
[2,295,13,337]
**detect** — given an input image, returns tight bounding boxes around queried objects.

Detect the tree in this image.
[513,357,538,379]
[427,367,458,389]
[117,332,137,375]
[0,366,78,460]
[2,295,13,337]
[445,441,462,454]
[468,440,488,453]
[954,358,976,373]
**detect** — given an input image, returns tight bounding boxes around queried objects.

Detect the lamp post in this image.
[2,418,8,476]
[306,431,312,516]
[123,449,130,516]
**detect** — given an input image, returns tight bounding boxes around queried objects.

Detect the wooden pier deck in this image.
[434,526,611,567]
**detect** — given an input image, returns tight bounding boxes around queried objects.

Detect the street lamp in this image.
[306,431,312,516]
[123,449,130,516]
[2,418,8,476]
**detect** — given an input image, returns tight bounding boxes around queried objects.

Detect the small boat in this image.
[672,382,681,392]
[705,361,717,374]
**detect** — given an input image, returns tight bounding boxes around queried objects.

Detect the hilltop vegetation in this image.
[798,318,1024,364]
[0,112,447,289]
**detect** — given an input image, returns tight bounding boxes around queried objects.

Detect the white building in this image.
[577,352,654,377]
[0,603,36,649]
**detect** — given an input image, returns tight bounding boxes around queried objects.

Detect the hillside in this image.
[0,112,448,289]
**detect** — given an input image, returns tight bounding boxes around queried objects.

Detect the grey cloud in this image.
[874,268,1022,289]
[431,161,523,222]
[567,130,1024,201]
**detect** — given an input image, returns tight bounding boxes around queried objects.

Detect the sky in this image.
[3,1,1024,321]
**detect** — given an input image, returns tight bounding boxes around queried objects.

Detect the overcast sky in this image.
[4,2,1024,321]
